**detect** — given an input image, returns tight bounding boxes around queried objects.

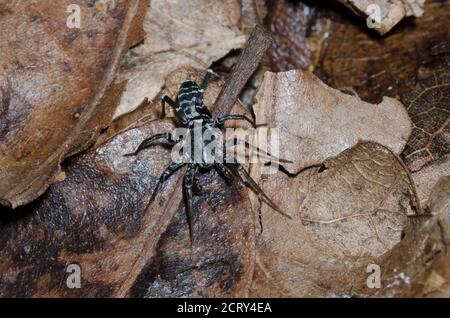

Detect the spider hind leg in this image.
[183,164,199,243]
[193,168,202,195]
[227,162,292,219]
[224,137,292,164]
[215,163,234,186]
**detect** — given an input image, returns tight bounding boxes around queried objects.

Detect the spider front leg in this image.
[183,164,199,243]
[200,69,214,91]
[161,94,178,119]
[196,69,215,117]
[124,132,179,157]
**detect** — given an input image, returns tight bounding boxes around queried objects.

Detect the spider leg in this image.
[196,69,214,117]
[193,168,202,195]
[199,69,214,91]
[226,161,292,219]
[183,164,198,243]
[145,162,185,210]
[214,163,234,185]
[161,94,178,119]
[124,132,179,157]
[216,115,257,129]
[224,137,293,163]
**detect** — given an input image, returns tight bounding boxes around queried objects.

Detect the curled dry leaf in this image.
[337,0,425,35]
[253,70,412,173]
[248,141,443,297]
[0,68,256,297]
[265,0,318,73]
[0,0,148,208]
[113,0,247,119]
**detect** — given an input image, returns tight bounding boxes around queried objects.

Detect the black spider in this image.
[125,70,291,241]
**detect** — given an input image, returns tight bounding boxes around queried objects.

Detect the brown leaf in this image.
[318,0,450,103]
[266,0,450,104]
[113,0,246,119]
[266,0,450,173]
[0,0,148,208]
[412,155,450,206]
[265,0,316,73]
[253,70,411,173]
[421,176,450,297]
[401,66,450,172]
[238,68,448,297]
[337,0,425,35]
[0,68,256,297]
[248,141,432,297]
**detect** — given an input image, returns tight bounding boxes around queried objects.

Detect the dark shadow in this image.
[0,196,42,225]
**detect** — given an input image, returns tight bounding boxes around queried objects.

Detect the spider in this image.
[125,69,291,241]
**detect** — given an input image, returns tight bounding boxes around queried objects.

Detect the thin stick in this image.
[212,26,274,118]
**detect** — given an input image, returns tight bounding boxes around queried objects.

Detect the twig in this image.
[213,25,274,118]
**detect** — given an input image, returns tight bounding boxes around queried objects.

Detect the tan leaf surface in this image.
[265,0,449,177]
[241,69,447,297]
[337,0,425,35]
[248,141,439,297]
[253,70,412,173]
[113,0,246,119]
[0,0,148,208]
[412,155,450,206]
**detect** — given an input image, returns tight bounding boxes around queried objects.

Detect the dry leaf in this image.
[113,0,247,119]
[0,0,148,208]
[337,0,425,35]
[253,70,411,173]
[317,0,449,103]
[1,0,448,299]
[421,176,450,297]
[0,68,256,297]
[412,155,450,206]
[423,270,447,295]
[401,67,450,172]
[266,0,449,176]
[265,0,316,72]
[241,69,446,297]
[248,140,444,297]
[266,0,450,104]
[240,0,268,33]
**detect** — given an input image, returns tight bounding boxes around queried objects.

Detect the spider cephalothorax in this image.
[126,70,291,240]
